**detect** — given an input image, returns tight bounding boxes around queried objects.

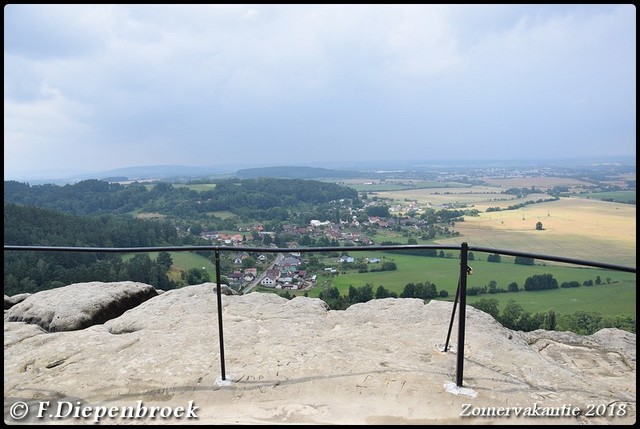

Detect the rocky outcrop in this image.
[3,283,636,425]
[3,282,237,332]
[4,293,31,310]
[5,282,158,332]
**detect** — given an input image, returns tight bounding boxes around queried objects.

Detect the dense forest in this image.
[4,203,178,247]
[4,203,181,295]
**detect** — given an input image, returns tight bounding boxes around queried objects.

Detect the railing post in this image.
[214,249,226,381]
[456,242,469,387]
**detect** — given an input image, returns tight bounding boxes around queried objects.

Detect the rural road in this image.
[241,253,284,294]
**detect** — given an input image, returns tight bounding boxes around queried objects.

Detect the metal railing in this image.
[4,242,636,388]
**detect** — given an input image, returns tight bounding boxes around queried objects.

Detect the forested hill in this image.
[236,166,363,179]
[3,177,360,217]
[4,203,178,247]
[4,203,181,295]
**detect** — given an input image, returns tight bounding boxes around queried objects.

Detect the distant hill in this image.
[236,166,364,179]
[90,165,235,182]
[7,165,237,185]
[9,165,364,185]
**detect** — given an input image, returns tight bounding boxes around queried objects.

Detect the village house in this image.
[259,268,281,287]
[217,234,245,245]
[260,276,277,287]
[244,267,258,276]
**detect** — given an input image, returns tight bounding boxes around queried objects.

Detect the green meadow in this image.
[125,251,217,283]
[582,191,636,204]
[463,282,636,316]
[173,183,217,192]
[305,251,636,317]
[167,251,217,280]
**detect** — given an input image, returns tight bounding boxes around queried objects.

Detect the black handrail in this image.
[4,243,635,273]
[4,243,636,387]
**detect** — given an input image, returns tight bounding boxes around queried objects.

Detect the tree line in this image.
[470,298,635,335]
[282,282,634,335]
[315,280,447,311]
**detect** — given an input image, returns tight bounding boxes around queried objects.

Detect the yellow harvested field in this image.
[439,198,636,267]
[379,187,636,268]
[381,187,548,210]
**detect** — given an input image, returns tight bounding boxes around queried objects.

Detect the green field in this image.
[368,229,433,244]
[125,251,217,282]
[141,183,217,192]
[303,251,636,317]
[210,211,236,219]
[168,251,217,280]
[582,191,636,203]
[463,282,636,316]
[173,183,217,192]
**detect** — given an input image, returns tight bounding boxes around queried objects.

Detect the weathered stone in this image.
[4,293,31,310]
[3,284,636,425]
[200,282,240,296]
[5,281,158,332]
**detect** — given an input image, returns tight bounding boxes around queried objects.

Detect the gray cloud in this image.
[4,4,636,175]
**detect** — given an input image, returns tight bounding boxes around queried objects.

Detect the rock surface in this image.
[4,293,30,310]
[5,282,158,332]
[3,283,636,425]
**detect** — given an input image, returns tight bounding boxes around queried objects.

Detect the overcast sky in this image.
[4,4,636,177]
